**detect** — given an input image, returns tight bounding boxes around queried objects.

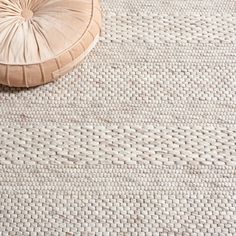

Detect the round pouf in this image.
[0,0,102,87]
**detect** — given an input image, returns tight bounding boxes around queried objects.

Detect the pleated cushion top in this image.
[0,0,102,87]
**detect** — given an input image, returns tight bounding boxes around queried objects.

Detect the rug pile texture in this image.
[0,0,236,234]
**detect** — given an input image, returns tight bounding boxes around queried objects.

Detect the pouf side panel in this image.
[7,66,25,88]
[0,64,8,86]
[25,64,47,88]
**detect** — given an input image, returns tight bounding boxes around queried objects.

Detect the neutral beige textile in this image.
[0,0,236,235]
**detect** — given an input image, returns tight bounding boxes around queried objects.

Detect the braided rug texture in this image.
[0,0,236,235]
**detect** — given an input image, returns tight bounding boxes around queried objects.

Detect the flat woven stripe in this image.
[0,125,236,166]
[102,13,236,44]
[1,194,235,234]
[0,165,235,234]
[0,165,235,193]
[79,43,236,64]
[0,0,236,234]
[1,101,236,125]
[102,0,236,14]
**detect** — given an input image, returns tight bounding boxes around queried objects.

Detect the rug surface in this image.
[0,0,236,235]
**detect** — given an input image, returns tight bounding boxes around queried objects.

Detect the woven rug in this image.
[0,0,236,235]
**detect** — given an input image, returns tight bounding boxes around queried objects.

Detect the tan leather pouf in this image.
[0,0,102,87]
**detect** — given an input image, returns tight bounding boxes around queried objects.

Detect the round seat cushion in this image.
[0,0,102,87]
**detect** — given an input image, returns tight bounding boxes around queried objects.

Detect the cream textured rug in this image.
[0,0,236,235]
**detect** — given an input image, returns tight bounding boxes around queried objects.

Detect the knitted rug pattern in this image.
[0,0,236,235]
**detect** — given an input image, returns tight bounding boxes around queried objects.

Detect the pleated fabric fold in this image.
[0,0,102,87]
